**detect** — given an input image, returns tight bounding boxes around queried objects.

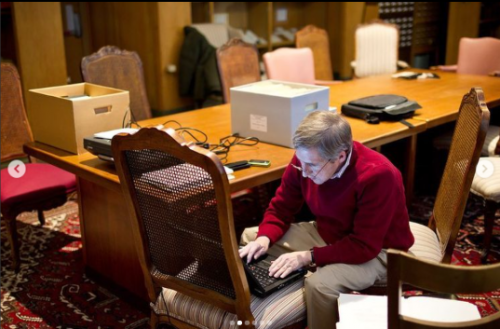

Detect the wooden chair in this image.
[432,90,498,264]
[112,128,306,329]
[408,88,489,264]
[81,45,152,121]
[295,25,333,81]
[432,40,500,255]
[216,38,261,103]
[352,21,409,78]
[263,47,341,86]
[359,88,489,296]
[387,249,500,328]
[0,63,76,272]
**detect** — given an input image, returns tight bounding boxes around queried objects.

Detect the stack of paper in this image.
[337,293,481,328]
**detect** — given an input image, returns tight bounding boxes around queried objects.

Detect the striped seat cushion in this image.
[152,279,306,329]
[471,157,500,202]
[408,222,442,263]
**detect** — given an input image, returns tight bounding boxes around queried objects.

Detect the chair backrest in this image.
[0,63,34,162]
[81,45,152,121]
[295,25,333,81]
[112,128,254,323]
[263,47,316,84]
[457,37,500,75]
[431,87,490,263]
[354,21,399,78]
[216,38,261,103]
[387,249,500,329]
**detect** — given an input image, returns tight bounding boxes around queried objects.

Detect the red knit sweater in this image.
[257,141,414,266]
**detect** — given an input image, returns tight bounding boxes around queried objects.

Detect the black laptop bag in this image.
[341,94,421,126]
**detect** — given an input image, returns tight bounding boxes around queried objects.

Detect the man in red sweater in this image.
[239,111,414,329]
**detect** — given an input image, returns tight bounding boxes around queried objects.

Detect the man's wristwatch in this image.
[309,248,317,267]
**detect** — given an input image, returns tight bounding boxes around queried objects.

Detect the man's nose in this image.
[302,164,313,176]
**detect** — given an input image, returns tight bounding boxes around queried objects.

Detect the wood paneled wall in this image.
[446,2,481,64]
[13,2,68,113]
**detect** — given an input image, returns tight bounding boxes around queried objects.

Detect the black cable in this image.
[175,127,208,144]
[126,108,142,128]
[167,127,259,164]
[158,290,179,329]
[217,311,229,329]
[162,120,182,129]
[122,110,129,128]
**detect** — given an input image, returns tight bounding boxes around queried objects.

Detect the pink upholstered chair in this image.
[1,63,77,272]
[437,37,500,76]
[434,37,500,153]
[263,47,341,86]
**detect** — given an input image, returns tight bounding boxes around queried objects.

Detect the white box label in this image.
[250,114,267,132]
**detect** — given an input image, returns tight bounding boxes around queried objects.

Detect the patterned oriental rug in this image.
[1,196,499,328]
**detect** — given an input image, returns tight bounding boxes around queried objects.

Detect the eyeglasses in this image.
[290,159,331,179]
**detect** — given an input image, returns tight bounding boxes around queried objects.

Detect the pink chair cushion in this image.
[263,48,316,84]
[457,37,500,75]
[1,163,76,208]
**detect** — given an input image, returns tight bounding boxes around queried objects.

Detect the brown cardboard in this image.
[28,83,129,154]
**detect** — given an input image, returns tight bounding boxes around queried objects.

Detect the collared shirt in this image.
[331,148,352,179]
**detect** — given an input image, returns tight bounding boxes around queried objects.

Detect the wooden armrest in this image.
[315,79,343,86]
[488,70,500,77]
[397,60,410,69]
[430,65,457,72]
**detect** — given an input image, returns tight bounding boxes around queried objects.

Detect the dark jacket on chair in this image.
[179,26,222,107]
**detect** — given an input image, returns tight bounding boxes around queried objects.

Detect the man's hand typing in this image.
[239,236,270,264]
[269,251,311,278]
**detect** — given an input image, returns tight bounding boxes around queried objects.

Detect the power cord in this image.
[121,114,260,164]
[156,290,180,329]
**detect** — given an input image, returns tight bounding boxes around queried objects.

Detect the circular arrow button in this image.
[8,160,26,178]
[476,159,494,179]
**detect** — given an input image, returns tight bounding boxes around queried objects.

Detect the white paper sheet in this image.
[338,293,481,328]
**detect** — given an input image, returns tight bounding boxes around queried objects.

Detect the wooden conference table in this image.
[24,70,500,301]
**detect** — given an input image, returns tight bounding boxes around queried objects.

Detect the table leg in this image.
[404,135,417,208]
[77,177,148,302]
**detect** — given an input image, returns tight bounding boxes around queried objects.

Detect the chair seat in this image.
[1,163,76,208]
[433,125,499,156]
[152,279,306,329]
[408,222,442,263]
[471,157,500,202]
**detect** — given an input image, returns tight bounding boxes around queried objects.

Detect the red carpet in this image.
[1,195,499,327]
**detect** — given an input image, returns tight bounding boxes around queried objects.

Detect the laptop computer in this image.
[241,252,307,298]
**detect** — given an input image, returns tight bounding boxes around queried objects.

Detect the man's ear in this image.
[337,150,347,164]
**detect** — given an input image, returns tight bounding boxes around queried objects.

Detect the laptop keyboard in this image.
[247,264,278,287]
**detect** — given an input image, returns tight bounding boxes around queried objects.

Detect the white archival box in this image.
[230,80,330,148]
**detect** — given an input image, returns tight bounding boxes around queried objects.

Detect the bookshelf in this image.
[192,2,329,52]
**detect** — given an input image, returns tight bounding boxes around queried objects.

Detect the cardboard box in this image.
[230,80,330,148]
[29,83,129,154]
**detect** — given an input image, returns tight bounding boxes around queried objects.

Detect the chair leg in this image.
[482,200,499,263]
[150,314,158,329]
[4,214,21,272]
[37,209,45,226]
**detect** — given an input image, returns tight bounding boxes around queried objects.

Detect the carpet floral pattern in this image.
[1,195,499,328]
[1,201,149,328]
